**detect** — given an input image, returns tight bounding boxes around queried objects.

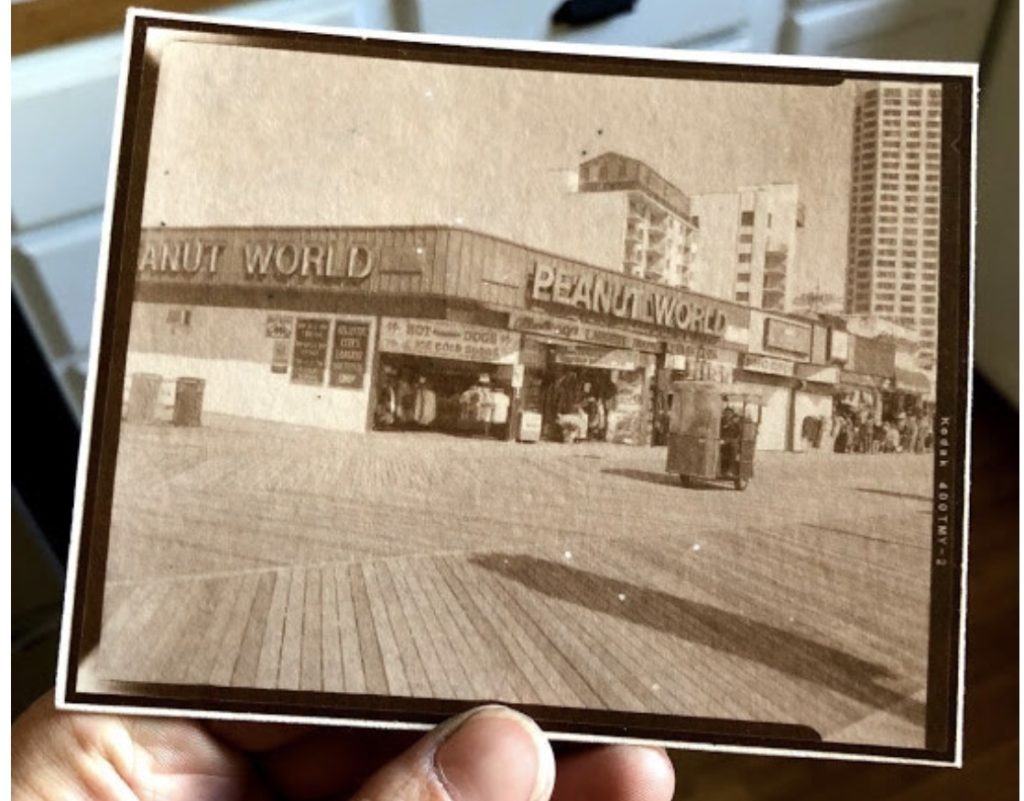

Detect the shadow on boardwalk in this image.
[602,468,733,490]
[471,552,925,726]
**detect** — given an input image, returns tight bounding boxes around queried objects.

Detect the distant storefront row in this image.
[123,225,934,452]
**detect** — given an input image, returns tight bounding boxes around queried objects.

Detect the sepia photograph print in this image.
[58,13,976,765]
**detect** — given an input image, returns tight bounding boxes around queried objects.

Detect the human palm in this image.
[12,694,675,801]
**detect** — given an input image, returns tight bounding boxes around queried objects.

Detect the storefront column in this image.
[507,362,524,442]
[364,317,383,433]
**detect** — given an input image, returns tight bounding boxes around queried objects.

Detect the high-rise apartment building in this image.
[846,82,943,371]
[689,185,804,311]
[576,152,698,288]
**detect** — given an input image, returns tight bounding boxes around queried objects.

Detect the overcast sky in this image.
[142,37,856,299]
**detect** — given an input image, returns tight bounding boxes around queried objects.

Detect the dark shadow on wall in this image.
[470,552,926,726]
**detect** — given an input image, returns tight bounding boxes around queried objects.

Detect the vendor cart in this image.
[665,382,763,490]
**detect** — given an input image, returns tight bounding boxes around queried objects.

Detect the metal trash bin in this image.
[124,373,162,423]
[172,377,205,427]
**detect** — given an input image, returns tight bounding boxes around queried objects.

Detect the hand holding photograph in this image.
[57,10,976,765]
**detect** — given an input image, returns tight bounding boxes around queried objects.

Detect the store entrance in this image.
[523,363,649,445]
[536,366,617,443]
[374,353,512,439]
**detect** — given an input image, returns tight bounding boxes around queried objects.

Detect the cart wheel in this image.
[734,477,748,491]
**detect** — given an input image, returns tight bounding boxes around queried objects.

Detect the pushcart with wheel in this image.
[665,382,762,491]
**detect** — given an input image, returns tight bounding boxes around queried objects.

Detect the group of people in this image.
[831,407,933,454]
[375,372,438,428]
[457,375,511,436]
[374,369,511,438]
[554,380,610,443]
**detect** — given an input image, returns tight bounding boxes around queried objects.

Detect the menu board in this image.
[329,321,370,388]
[291,318,330,385]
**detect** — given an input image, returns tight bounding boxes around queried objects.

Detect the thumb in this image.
[350,706,555,801]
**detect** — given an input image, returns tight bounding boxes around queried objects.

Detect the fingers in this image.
[257,726,421,800]
[551,745,675,801]
[12,691,251,801]
[205,719,315,752]
[345,706,555,801]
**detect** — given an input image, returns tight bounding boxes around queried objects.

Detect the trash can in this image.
[172,377,205,427]
[124,373,162,423]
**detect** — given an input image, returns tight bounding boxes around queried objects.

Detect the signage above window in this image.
[530,262,736,339]
[763,317,812,357]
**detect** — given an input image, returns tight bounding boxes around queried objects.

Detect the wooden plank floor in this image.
[85,415,935,748]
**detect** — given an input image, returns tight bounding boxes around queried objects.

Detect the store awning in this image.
[894,367,932,393]
[838,370,887,389]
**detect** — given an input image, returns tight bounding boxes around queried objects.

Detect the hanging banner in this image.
[380,317,520,364]
[509,312,660,352]
[742,353,795,377]
[554,345,638,370]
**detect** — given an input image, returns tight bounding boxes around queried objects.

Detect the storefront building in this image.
[729,311,818,451]
[128,225,752,446]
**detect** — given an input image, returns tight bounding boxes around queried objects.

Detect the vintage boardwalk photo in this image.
[60,18,974,763]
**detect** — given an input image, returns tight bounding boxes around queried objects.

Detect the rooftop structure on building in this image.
[576,152,698,289]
